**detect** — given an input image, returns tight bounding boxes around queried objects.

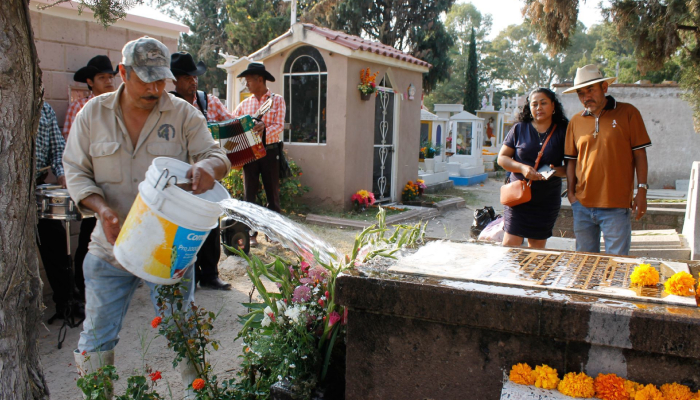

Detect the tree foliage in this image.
[153,0,230,93]
[320,0,456,91]
[465,28,480,113]
[523,0,700,130]
[423,3,490,110]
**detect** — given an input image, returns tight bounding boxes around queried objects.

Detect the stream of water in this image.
[219,199,340,265]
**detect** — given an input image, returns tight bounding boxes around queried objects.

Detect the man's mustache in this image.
[141,95,159,100]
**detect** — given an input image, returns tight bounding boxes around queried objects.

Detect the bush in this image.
[220,154,310,213]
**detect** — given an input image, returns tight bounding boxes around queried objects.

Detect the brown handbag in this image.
[500,124,556,207]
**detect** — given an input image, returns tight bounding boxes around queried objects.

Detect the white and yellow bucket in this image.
[114,157,230,285]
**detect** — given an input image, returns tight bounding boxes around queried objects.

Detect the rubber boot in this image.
[74,349,115,399]
[179,359,199,399]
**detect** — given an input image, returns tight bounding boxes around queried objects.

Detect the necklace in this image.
[532,124,551,145]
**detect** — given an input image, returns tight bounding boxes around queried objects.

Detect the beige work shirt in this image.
[63,83,230,269]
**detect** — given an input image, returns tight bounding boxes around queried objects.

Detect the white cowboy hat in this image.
[562,64,617,93]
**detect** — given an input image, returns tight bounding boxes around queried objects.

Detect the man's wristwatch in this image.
[638,183,649,190]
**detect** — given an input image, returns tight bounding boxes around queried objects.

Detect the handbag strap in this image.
[533,124,557,171]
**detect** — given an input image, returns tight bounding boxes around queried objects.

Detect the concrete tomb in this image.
[337,242,700,400]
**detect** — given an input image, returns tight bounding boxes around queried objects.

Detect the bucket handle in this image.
[154,168,178,191]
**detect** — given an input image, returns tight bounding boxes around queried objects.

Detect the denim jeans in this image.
[571,202,632,256]
[77,253,195,352]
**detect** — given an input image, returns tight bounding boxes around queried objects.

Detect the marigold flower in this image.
[635,384,664,400]
[533,364,559,390]
[557,372,595,398]
[192,378,205,391]
[594,373,627,400]
[508,363,535,386]
[624,380,644,398]
[664,272,696,296]
[151,316,162,328]
[630,264,660,286]
[661,382,694,400]
[149,371,162,381]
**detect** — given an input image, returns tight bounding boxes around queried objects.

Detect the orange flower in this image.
[533,364,559,390]
[594,373,628,400]
[557,372,595,398]
[624,380,644,398]
[630,264,659,286]
[635,384,664,400]
[664,271,696,296]
[509,363,535,385]
[151,316,162,328]
[661,382,694,400]
[192,378,205,390]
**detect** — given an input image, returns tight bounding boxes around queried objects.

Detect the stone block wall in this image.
[553,205,686,238]
[30,10,179,128]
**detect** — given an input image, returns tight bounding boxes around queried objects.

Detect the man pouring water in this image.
[62,36,230,398]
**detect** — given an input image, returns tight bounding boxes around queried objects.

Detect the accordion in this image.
[208,115,266,168]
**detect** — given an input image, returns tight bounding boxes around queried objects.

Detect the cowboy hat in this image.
[74,55,118,83]
[237,62,275,82]
[562,64,617,94]
[170,52,207,77]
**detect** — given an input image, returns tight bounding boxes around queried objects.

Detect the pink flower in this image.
[367,192,376,205]
[370,82,376,88]
[299,277,313,284]
[292,285,311,303]
[328,311,341,327]
[300,261,310,274]
[318,299,324,307]
[309,267,328,283]
[325,291,329,298]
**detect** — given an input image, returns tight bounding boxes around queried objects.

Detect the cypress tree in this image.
[465,27,479,114]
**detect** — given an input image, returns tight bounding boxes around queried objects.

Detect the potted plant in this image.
[358,68,379,100]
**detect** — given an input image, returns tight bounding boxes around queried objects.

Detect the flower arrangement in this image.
[402,181,420,202]
[234,208,425,398]
[508,364,700,400]
[420,141,437,159]
[351,189,376,211]
[358,67,379,96]
[630,264,660,287]
[664,271,696,296]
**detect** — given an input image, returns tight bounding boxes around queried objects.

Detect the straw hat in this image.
[562,64,617,94]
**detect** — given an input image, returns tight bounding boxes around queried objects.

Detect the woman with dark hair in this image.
[497,88,568,248]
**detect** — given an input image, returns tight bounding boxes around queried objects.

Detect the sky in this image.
[463,0,609,39]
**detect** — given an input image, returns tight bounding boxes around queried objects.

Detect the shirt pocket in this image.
[147,142,183,157]
[89,142,122,183]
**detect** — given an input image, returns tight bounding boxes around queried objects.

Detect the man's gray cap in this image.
[121,37,176,83]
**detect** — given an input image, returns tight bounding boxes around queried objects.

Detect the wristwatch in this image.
[638,183,649,190]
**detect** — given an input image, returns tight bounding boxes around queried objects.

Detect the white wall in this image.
[555,84,700,189]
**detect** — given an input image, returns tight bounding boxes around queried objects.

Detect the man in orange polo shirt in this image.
[564,64,651,255]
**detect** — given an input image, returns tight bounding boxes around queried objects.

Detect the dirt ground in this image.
[38,181,501,399]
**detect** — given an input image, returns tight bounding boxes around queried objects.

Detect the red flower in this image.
[370,82,376,88]
[149,371,162,381]
[81,350,87,356]
[328,311,341,327]
[151,316,162,328]
[318,299,324,307]
[192,378,205,390]
[324,291,329,298]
